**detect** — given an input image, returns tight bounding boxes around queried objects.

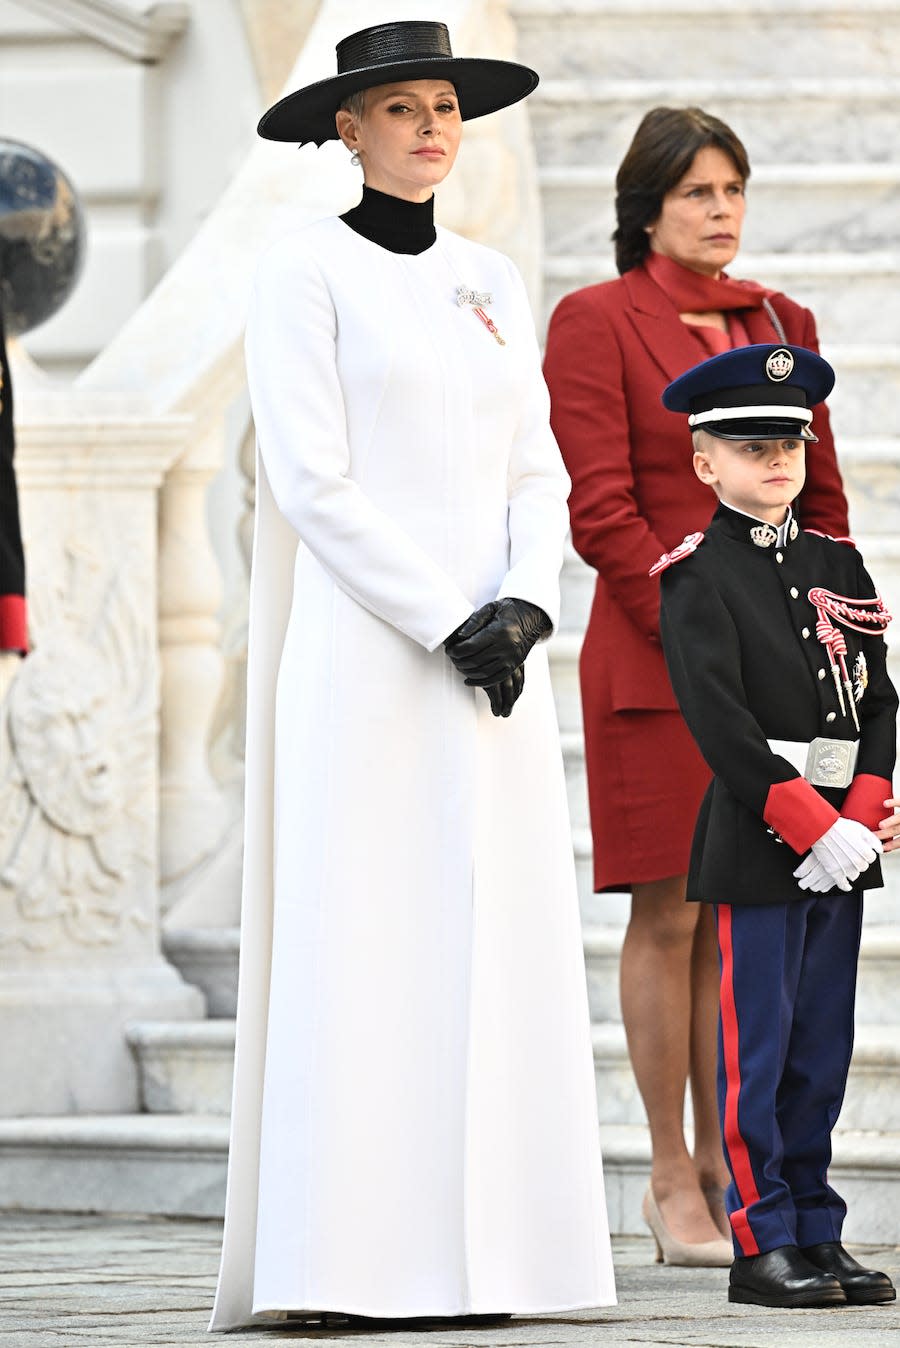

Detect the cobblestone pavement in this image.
[1,1213,898,1348]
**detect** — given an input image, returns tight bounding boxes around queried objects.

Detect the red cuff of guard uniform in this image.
[764,776,840,854]
[0,594,28,653]
[842,774,892,832]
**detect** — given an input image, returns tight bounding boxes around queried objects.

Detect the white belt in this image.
[768,737,858,789]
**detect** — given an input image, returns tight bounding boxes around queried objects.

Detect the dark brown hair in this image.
[612,107,751,275]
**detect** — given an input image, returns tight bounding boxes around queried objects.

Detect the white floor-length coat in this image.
[209,216,616,1330]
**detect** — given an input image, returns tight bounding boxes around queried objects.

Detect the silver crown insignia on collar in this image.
[456,285,493,308]
[789,519,799,541]
[750,524,778,548]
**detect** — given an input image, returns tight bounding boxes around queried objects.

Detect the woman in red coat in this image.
[543,107,849,1265]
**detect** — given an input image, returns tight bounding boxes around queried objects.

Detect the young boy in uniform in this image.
[652,343,898,1308]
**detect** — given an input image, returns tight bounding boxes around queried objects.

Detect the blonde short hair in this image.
[339,89,368,122]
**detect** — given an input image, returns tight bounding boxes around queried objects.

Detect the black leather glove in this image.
[485,664,525,718]
[444,597,551,686]
[444,601,499,654]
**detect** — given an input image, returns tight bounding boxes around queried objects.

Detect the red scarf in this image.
[645,251,770,356]
[645,251,771,313]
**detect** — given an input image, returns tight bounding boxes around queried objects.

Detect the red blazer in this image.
[543,262,850,714]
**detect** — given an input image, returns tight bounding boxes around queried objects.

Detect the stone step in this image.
[592,1022,643,1126]
[843,440,900,534]
[561,728,590,834]
[585,919,900,1026]
[599,1122,900,1243]
[549,628,900,738]
[540,165,900,259]
[0,1114,229,1218]
[556,663,900,911]
[552,524,900,721]
[127,1020,234,1116]
[573,814,608,922]
[529,78,900,169]
[548,630,583,734]
[586,927,625,1023]
[574,838,632,927]
[593,1020,900,1135]
[162,927,239,1019]
[544,250,900,350]
[575,838,900,931]
[540,313,900,440]
[822,344,900,439]
[542,252,900,344]
[558,544,596,636]
[513,0,900,83]
[551,507,900,698]
[552,538,900,760]
[129,920,900,1123]
[574,829,633,927]
[0,1111,894,1242]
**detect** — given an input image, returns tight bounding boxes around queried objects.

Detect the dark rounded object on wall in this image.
[0,138,86,337]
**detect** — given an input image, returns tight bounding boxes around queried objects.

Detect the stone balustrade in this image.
[2,391,205,1114]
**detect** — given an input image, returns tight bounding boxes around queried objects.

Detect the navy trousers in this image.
[714,893,863,1256]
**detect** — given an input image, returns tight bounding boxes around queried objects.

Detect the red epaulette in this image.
[649,531,705,577]
[804,528,857,548]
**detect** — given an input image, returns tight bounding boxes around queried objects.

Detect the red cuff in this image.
[0,594,28,653]
[764,776,840,854]
[842,774,892,831]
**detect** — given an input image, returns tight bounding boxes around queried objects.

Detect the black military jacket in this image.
[660,501,898,905]
[0,302,26,623]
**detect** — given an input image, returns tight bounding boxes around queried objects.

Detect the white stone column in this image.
[157,413,231,915]
[1,399,205,1116]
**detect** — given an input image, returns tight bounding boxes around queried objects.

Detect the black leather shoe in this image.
[729,1244,847,1307]
[801,1241,896,1305]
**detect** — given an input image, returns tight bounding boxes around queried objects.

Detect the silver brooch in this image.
[751,524,778,547]
[456,285,493,308]
[765,347,794,382]
[853,651,868,703]
[789,519,799,541]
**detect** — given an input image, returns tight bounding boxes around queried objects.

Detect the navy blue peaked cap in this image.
[662,344,835,442]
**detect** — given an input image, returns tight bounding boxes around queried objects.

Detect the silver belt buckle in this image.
[804,737,858,789]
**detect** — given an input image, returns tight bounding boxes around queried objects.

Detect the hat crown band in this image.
[690,382,811,415]
[336,21,453,74]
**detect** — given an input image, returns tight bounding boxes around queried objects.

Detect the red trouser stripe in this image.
[718,904,760,1256]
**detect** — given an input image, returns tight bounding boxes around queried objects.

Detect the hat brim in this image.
[257,58,539,144]
[698,418,818,443]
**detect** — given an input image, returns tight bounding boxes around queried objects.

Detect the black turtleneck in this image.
[340,185,436,255]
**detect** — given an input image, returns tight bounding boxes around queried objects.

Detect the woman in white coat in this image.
[210,20,615,1331]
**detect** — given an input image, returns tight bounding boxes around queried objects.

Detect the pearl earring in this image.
[350,149,361,167]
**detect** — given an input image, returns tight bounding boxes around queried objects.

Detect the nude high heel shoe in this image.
[642,1187,734,1267]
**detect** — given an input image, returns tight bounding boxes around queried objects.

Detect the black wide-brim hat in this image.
[258,19,539,145]
[662,344,836,443]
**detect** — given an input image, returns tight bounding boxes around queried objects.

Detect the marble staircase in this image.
[515,0,900,1241]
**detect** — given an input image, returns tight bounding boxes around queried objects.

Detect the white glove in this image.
[793,853,839,893]
[794,816,882,893]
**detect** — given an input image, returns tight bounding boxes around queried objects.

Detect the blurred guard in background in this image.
[0,299,27,681]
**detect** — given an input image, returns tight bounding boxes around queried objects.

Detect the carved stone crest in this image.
[0,544,154,950]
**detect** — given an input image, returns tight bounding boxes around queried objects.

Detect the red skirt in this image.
[580,655,711,893]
